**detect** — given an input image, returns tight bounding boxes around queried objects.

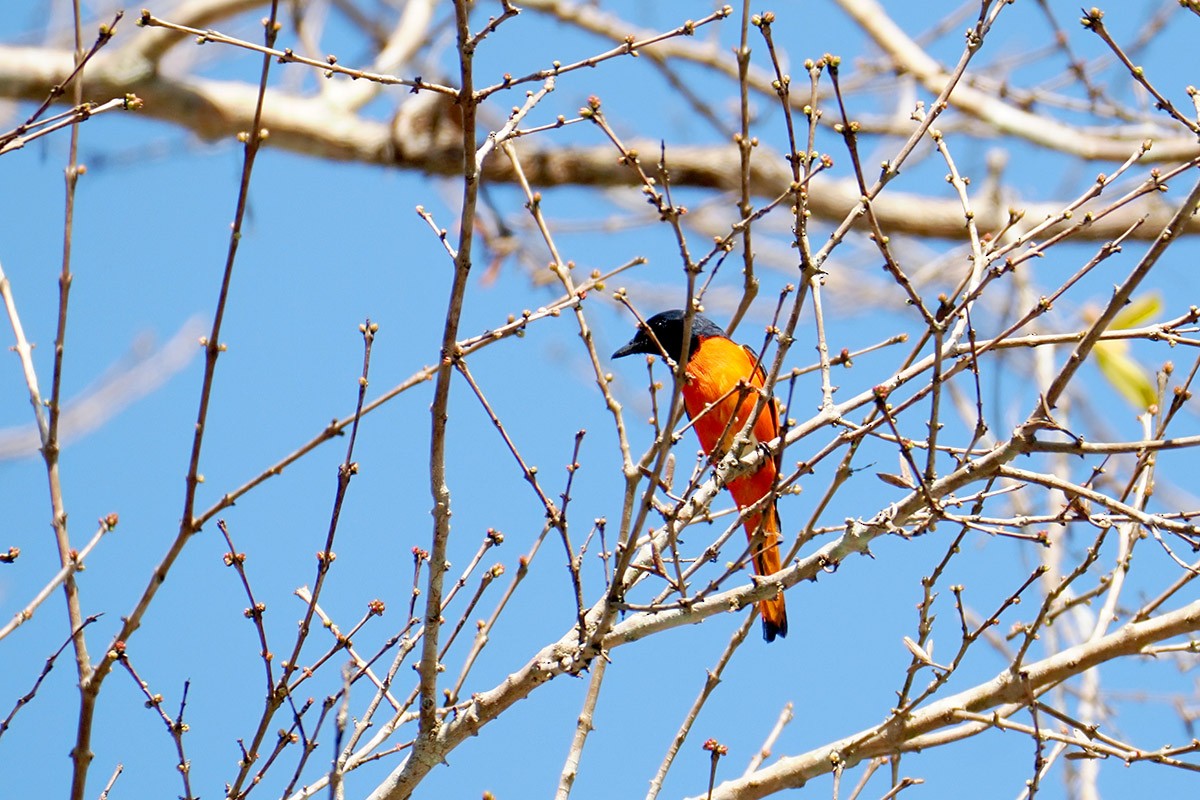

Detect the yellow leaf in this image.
[1086,291,1161,410]
[1111,291,1162,330]
[1094,344,1157,410]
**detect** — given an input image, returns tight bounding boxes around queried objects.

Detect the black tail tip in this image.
[762,617,788,643]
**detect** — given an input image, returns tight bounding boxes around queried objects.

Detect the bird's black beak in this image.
[612,330,649,359]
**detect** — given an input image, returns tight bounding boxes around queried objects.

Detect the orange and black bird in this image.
[613,310,788,641]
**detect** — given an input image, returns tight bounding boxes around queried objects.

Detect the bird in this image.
[613,309,788,641]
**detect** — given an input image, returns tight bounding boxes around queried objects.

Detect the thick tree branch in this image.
[2,45,1198,241]
[697,597,1200,800]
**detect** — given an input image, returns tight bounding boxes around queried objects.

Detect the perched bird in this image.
[613,310,788,641]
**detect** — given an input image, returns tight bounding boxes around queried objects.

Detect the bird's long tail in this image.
[748,507,788,642]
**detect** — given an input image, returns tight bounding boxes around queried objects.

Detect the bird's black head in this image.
[611,309,727,364]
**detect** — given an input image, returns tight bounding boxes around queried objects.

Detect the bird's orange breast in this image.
[681,336,779,459]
